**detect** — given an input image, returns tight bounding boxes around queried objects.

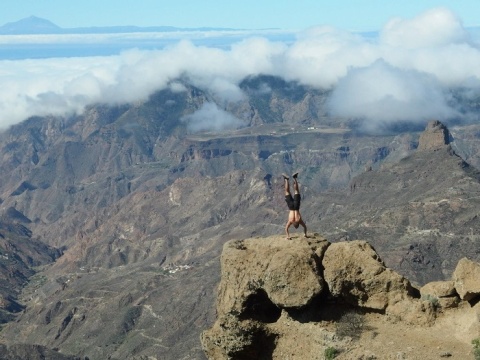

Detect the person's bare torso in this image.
[288,210,302,223]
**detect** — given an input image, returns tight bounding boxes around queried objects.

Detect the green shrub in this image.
[421,294,439,309]
[472,338,480,360]
[324,346,338,359]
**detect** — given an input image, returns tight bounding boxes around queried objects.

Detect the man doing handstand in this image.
[283,172,307,240]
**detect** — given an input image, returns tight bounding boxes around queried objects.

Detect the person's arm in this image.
[285,221,292,239]
[300,219,308,237]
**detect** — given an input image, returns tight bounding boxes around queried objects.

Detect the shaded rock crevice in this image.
[239,289,281,323]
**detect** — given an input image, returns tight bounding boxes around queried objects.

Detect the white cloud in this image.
[380,7,469,49]
[0,7,480,130]
[281,26,377,87]
[327,59,458,130]
[0,29,292,45]
[181,102,246,132]
[169,81,187,93]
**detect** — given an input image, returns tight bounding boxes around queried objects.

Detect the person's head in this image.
[293,222,299,229]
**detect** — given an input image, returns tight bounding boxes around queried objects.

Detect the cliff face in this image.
[202,235,480,359]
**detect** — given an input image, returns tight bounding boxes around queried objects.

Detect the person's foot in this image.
[292,172,299,179]
[282,173,289,180]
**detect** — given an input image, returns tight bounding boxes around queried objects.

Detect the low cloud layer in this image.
[328,59,460,131]
[1,7,480,131]
[181,102,246,132]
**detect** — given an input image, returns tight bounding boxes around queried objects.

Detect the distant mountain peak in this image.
[0,16,61,35]
[0,16,239,36]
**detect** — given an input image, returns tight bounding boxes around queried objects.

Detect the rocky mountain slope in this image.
[0,76,479,359]
[0,218,61,323]
[202,235,480,359]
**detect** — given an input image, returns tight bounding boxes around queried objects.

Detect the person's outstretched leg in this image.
[293,177,300,194]
[292,174,302,214]
[282,173,290,195]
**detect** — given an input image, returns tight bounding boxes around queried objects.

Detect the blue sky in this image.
[1,0,480,31]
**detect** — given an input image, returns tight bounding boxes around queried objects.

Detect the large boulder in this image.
[323,241,417,311]
[453,257,480,302]
[215,235,328,316]
[385,299,436,325]
[420,280,459,309]
[420,281,456,298]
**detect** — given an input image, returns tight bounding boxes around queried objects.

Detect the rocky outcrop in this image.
[420,280,456,298]
[323,241,417,311]
[202,235,480,360]
[453,257,480,302]
[417,120,451,151]
[201,236,329,359]
[217,236,328,313]
[420,280,459,309]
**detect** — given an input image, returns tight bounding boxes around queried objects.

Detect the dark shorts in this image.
[285,193,301,211]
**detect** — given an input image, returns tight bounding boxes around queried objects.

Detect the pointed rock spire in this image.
[417,120,451,151]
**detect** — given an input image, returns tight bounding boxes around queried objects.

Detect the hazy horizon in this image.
[4,0,480,31]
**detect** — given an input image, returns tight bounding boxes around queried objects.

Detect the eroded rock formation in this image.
[323,241,417,311]
[202,234,480,359]
[417,120,451,151]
